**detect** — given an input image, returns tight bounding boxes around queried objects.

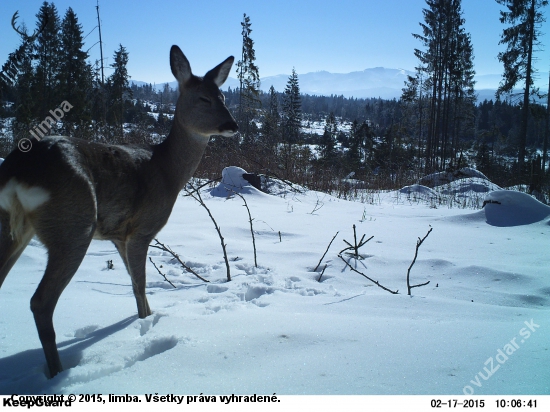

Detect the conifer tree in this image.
[33,2,61,120]
[280,68,302,174]
[496,0,548,177]
[347,120,369,169]
[282,68,301,144]
[319,112,338,163]
[12,37,35,129]
[407,0,476,172]
[236,13,261,145]
[58,7,92,137]
[107,44,132,141]
[260,85,280,153]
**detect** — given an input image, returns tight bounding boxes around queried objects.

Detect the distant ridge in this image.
[132,69,549,101]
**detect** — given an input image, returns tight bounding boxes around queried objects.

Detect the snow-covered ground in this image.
[0,167,549,395]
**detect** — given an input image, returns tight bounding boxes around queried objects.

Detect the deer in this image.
[0,45,238,378]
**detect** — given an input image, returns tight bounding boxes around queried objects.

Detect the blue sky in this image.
[1,0,549,86]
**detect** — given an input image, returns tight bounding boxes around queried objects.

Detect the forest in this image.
[1,1,549,199]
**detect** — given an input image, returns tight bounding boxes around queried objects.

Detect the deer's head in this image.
[170,45,238,139]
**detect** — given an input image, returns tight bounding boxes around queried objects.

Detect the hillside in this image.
[132,69,549,100]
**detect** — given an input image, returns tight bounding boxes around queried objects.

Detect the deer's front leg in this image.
[121,237,152,318]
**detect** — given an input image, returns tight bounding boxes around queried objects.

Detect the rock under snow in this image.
[483,190,550,227]
[210,166,266,198]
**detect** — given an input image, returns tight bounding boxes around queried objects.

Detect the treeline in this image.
[0,2,144,150]
[1,2,549,196]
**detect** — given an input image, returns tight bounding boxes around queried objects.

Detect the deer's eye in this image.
[199,97,211,104]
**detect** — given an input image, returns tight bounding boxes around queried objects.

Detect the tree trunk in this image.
[519,0,536,180]
[543,70,550,173]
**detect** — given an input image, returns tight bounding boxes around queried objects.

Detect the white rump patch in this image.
[0,178,50,212]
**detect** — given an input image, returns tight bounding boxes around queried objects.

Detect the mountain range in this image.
[132,68,549,102]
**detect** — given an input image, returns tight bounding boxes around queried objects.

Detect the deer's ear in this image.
[205,56,234,87]
[170,45,192,87]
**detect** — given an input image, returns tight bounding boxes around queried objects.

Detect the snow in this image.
[482,190,550,227]
[0,166,549,395]
[420,167,492,186]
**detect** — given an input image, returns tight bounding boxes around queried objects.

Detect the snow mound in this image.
[420,167,490,187]
[399,184,437,197]
[210,166,267,198]
[483,190,550,227]
[439,177,501,195]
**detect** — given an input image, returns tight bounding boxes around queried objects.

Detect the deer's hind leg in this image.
[30,196,97,378]
[0,209,35,289]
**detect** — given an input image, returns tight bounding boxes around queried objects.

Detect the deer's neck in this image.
[153,117,210,192]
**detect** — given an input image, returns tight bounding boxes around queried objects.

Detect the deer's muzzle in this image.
[218,121,239,136]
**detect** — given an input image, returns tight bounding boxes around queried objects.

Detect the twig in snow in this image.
[183,178,221,197]
[228,189,258,268]
[317,264,328,282]
[314,231,339,272]
[308,194,325,215]
[406,227,433,296]
[339,254,398,294]
[339,224,373,259]
[186,184,231,282]
[149,257,177,288]
[150,239,209,283]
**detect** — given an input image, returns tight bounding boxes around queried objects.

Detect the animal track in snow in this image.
[207,284,229,294]
[244,285,275,302]
[138,313,163,336]
[124,336,179,368]
[73,325,100,339]
[61,335,180,390]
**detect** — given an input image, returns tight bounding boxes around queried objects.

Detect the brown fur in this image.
[0,46,237,378]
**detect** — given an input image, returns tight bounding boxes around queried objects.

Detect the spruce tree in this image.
[409,0,476,172]
[106,44,132,141]
[282,68,301,144]
[260,85,280,154]
[58,7,93,137]
[13,38,35,129]
[33,2,61,120]
[3,33,35,153]
[280,68,302,174]
[319,112,338,163]
[347,120,364,169]
[496,0,548,178]
[236,13,260,145]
